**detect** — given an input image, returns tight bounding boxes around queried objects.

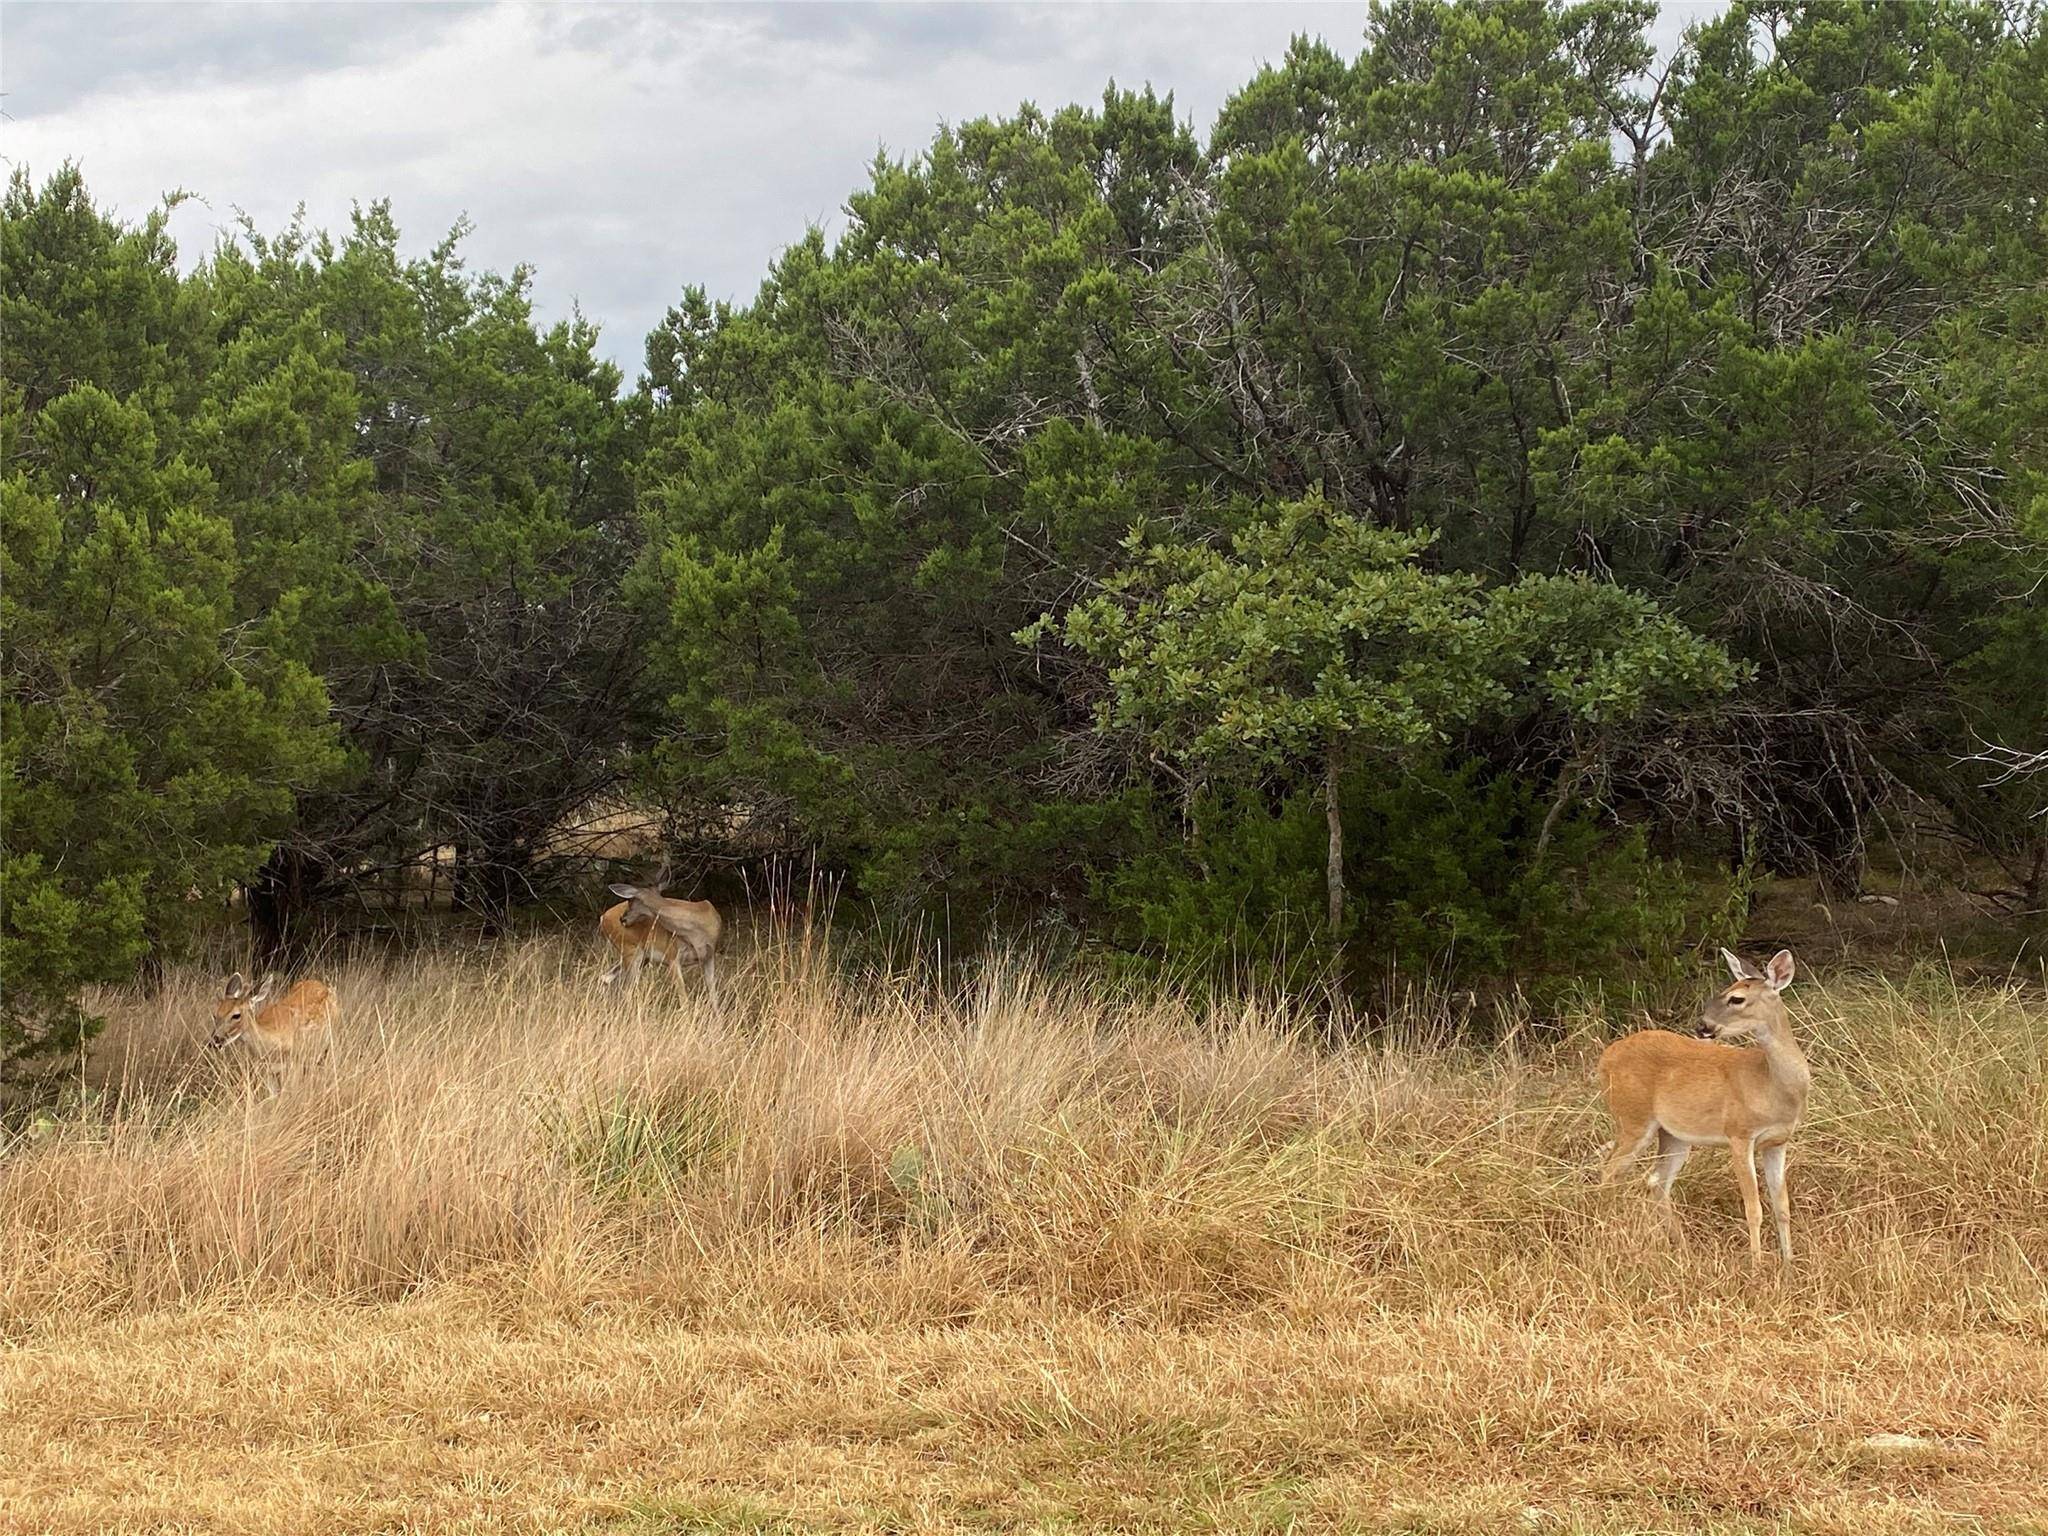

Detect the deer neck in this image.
[1750,1007,1810,1104]
[245,995,284,1040]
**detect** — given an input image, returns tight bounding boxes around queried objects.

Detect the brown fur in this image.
[209,973,338,1090]
[1596,949,1810,1265]
[598,887,722,1001]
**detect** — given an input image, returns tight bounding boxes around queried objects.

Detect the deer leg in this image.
[1759,1142,1793,1264]
[1731,1137,1764,1268]
[1650,1131,1692,1244]
[1598,1120,1659,1186]
[701,954,719,1008]
[620,947,646,990]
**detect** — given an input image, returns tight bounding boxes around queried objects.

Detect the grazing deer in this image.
[598,882,722,1003]
[1596,948,1810,1266]
[209,971,338,1091]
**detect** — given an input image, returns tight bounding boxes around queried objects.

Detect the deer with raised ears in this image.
[598,874,723,1004]
[1596,948,1811,1266]
[209,971,338,1091]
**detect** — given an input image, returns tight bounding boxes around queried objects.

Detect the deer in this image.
[1596,948,1811,1267]
[598,879,723,1004]
[208,970,338,1092]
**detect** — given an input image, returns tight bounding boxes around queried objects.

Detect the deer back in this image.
[212,974,337,1052]
[259,980,335,1047]
[603,884,723,962]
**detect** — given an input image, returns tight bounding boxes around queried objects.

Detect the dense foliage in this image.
[5,1,2045,1067]
[2,174,636,1067]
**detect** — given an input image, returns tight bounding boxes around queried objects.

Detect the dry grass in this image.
[2,939,2044,1533]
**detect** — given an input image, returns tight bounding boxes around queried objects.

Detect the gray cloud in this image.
[2,3,483,116]
[2,2,1724,377]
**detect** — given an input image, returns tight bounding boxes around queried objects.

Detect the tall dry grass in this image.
[6,939,2048,1532]
[4,938,2043,1336]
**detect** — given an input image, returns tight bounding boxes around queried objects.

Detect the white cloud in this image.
[3,2,1727,375]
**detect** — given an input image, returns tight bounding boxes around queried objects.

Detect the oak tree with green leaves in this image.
[1033,496,1736,932]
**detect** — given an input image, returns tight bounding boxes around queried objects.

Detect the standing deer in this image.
[208,971,338,1091]
[598,881,722,1003]
[1596,948,1810,1266]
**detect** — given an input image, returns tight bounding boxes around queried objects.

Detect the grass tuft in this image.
[2,940,2043,1532]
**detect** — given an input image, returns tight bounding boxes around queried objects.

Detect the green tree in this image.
[633,0,2044,972]
[632,90,1204,921]
[1033,496,1734,933]
[206,205,640,949]
[1,168,343,1071]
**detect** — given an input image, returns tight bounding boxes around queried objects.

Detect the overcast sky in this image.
[3,2,1724,377]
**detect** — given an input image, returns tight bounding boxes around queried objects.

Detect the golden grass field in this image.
[2,937,2044,1534]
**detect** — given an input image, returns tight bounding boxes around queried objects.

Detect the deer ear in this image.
[251,972,275,1005]
[608,884,640,901]
[224,972,247,998]
[1720,948,1751,982]
[1765,949,1796,992]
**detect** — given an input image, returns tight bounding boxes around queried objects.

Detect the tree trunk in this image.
[1531,751,1590,868]
[1324,740,1345,934]
[247,844,323,968]
[136,935,168,996]
[453,834,526,936]
[1814,827,1868,901]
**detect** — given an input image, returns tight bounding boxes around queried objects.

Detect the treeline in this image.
[5,0,2045,1063]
